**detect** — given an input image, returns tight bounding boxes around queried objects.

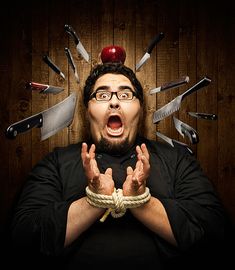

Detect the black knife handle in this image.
[161,75,190,91]
[64,24,79,45]
[65,47,76,72]
[5,113,43,139]
[188,112,218,120]
[147,32,165,54]
[181,124,199,144]
[43,55,62,75]
[182,76,211,100]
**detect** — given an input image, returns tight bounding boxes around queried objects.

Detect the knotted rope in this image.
[86,186,151,222]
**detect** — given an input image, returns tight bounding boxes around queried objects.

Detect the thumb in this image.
[105,167,112,176]
[126,166,133,175]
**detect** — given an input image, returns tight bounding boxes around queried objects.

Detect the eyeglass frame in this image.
[89,88,137,102]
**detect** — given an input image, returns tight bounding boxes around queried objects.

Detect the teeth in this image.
[107,126,123,136]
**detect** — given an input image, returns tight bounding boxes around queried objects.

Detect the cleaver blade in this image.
[6,92,77,141]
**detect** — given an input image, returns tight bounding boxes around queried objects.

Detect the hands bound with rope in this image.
[81,142,151,222]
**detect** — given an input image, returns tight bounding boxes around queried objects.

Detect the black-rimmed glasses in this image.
[89,89,137,102]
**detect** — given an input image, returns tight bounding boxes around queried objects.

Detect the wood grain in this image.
[0,0,234,238]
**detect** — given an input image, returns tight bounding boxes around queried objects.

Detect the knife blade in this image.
[64,24,89,63]
[6,92,77,141]
[64,47,80,83]
[136,32,165,71]
[25,81,64,94]
[156,131,194,155]
[173,116,199,144]
[149,76,189,95]
[187,112,218,120]
[43,55,65,80]
[153,76,211,123]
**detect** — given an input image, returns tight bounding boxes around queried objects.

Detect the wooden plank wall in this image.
[0,0,234,244]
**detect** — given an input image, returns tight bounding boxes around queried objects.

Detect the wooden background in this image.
[0,0,234,244]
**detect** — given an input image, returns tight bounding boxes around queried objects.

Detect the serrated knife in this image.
[6,92,77,141]
[149,76,189,95]
[153,76,211,123]
[65,47,79,83]
[156,131,194,155]
[173,116,199,144]
[43,55,65,80]
[136,32,165,71]
[64,24,89,63]
[25,81,64,94]
[187,112,217,120]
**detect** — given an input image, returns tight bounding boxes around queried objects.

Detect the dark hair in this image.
[83,63,144,107]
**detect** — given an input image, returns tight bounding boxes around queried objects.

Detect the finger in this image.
[126,166,134,175]
[136,145,143,156]
[81,142,88,160]
[89,144,96,159]
[135,159,143,171]
[140,154,149,168]
[141,143,149,160]
[105,167,112,177]
[91,159,100,175]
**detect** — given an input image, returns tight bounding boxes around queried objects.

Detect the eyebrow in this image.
[94,85,134,92]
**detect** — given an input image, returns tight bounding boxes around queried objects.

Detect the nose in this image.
[109,93,120,110]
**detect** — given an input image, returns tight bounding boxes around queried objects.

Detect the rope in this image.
[85,186,151,222]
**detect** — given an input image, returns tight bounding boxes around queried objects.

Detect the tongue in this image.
[108,116,122,129]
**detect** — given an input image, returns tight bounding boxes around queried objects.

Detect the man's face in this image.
[87,73,142,153]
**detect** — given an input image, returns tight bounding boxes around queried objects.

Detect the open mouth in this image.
[106,115,124,136]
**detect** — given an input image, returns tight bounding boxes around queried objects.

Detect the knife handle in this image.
[5,114,43,139]
[25,82,48,92]
[147,32,165,54]
[65,47,76,72]
[64,24,79,44]
[182,76,211,100]
[161,76,190,91]
[181,124,199,144]
[188,112,218,120]
[43,55,62,74]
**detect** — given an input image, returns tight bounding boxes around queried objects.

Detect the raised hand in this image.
[123,143,150,196]
[81,143,115,195]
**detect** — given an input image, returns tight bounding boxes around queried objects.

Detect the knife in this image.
[25,81,64,94]
[43,55,65,80]
[64,47,80,83]
[6,92,77,141]
[153,76,211,123]
[173,116,199,144]
[149,76,189,95]
[64,24,89,63]
[187,112,218,120]
[156,131,194,155]
[136,32,165,71]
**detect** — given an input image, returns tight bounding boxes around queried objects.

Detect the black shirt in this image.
[10,136,226,269]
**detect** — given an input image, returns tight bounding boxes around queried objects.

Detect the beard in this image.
[95,136,133,155]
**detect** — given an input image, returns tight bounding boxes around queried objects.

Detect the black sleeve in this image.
[10,150,71,256]
[160,149,226,251]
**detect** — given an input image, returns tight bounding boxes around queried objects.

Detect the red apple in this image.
[101,45,126,64]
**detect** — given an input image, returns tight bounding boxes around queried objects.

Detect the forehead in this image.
[94,73,133,89]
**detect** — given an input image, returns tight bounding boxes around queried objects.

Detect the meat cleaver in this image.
[6,92,77,141]
[153,76,211,123]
